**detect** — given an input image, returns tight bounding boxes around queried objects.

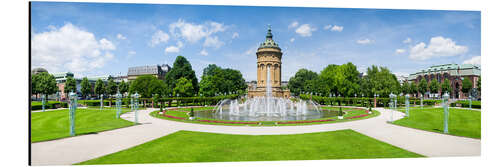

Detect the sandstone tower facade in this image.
[248,26,291,98]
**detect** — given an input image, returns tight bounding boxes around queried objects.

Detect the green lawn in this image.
[78,130,422,165]
[31,108,134,142]
[151,107,379,126]
[392,108,481,139]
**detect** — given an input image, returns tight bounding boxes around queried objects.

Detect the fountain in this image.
[196,26,324,121]
[209,66,322,121]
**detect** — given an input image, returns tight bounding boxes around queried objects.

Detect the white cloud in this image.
[463,56,481,65]
[169,19,227,43]
[164,46,180,54]
[395,49,406,54]
[403,37,412,43]
[295,24,316,37]
[150,30,170,47]
[288,21,299,29]
[199,49,208,56]
[357,38,373,44]
[331,25,343,32]
[31,23,115,74]
[324,25,343,32]
[232,32,239,39]
[99,38,115,50]
[290,38,295,42]
[203,36,224,49]
[409,36,468,61]
[164,41,184,55]
[116,33,126,40]
[126,50,136,59]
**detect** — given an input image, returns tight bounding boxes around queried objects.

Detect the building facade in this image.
[52,72,110,99]
[127,64,171,81]
[408,64,480,99]
[248,27,291,98]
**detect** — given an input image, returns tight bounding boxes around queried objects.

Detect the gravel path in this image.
[30,107,480,165]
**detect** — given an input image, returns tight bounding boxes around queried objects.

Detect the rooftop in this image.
[258,25,280,50]
[128,64,171,76]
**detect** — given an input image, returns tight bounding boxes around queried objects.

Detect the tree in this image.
[165,56,198,94]
[410,82,418,97]
[174,77,194,97]
[401,82,411,95]
[288,68,319,95]
[462,77,473,97]
[64,76,77,95]
[363,65,399,97]
[94,79,105,96]
[429,79,440,97]
[129,75,166,98]
[334,63,361,97]
[106,77,117,95]
[81,77,91,99]
[199,64,247,97]
[417,78,428,98]
[33,72,58,99]
[119,80,128,94]
[441,78,452,95]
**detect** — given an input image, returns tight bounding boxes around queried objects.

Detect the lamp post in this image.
[100,94,103,111]
[395,94,398,109]
[69,91,77,136]
[42,94,46,112]
[389,92,395,122]
[405,94,410,117]
[56,92,60,102]
[354,93,357,106]
[443,92,450,134]
[469,92,472,110]
[374,93,379,108]
[116,91,122,119]
[133,92,139,124]
[420,93,423,109]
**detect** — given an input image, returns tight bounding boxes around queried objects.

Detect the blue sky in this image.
[30,2,481,81]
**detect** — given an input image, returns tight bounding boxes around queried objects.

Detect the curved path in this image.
[31,107,480,165]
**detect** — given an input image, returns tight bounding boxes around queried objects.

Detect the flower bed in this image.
[163,114,186,120]
[159,108,373,125]
[345,114,369,119]
[277,119,335,124]
[197,120,259,124]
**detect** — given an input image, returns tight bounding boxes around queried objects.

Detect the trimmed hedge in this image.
[451,100,481,109]
[31,101,68,110]
[299,94,420,107]
[78,94,241,108]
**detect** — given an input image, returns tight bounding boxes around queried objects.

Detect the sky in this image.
[30,2,481,81]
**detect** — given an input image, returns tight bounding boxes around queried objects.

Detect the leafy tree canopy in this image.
[129,75,167,98]
[288,68,318,95]
[174,77,194,97]
[165,56,198,94]
[81,77,92,98]
[462,77,473,95]
[94,79,105,96]
[64,76,77,94]
[199,64,246,97]
[32,72,58,97]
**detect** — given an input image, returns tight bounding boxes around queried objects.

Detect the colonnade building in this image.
[407,64,480,99]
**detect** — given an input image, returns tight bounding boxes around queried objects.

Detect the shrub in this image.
[451,100,481,109]
[31,101,68,110]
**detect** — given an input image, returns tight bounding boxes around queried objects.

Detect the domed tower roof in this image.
[258,25,281,50]
[31,67,48,75]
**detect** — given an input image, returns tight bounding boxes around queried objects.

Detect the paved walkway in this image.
[31,107,480,165]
